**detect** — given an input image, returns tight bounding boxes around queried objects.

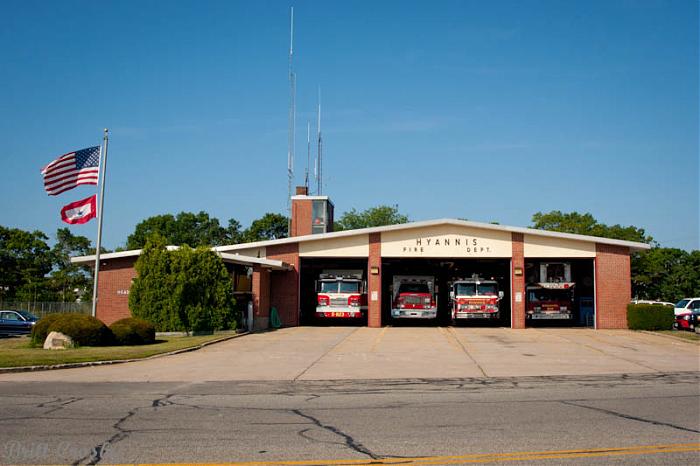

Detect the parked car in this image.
[674,298,700,316]
[0,310,38,336]
[674,311,700,332]
[630,299,675,307]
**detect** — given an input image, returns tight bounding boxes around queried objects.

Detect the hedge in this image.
[31,313,113,347]
[110,318,156,345]
[627,304,674,330]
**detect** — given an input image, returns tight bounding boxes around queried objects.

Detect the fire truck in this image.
[315,270,367,319]
[526,262,575,320]
[449,276,504,321]
[391,275,437,319]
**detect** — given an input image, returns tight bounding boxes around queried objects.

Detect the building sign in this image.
[381,225,512,258]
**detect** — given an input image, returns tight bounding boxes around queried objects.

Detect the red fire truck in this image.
[315,270,367,319]
[526,262,575,320]
[391,275,437,319]
[449,276,504,321]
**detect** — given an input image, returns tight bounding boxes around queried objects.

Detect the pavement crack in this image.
[39,397,82,415]
[560,400,700,434]
[72,408,137,465]
[292,408,380,460]
[73,393,175,465]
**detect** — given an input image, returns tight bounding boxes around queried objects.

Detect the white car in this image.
[631,299,675,307]
[674,298,700,316]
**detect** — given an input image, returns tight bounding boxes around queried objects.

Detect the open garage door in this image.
[524,259,595,327]
[381,259,511,327]
[299,258,369,326]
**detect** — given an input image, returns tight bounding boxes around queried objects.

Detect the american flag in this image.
[41,146,100,196]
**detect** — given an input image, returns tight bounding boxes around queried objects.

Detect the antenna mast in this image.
[287,6,296,221]
[316,87,323,195]
[305,121,310,189]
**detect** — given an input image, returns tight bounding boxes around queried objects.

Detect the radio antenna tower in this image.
[316,87,323,195]
[287,6,296,221]
[305,121,310,189]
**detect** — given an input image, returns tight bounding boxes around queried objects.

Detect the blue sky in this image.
[1,0,698,250]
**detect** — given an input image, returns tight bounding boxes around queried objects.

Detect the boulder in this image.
[43,331,74,350]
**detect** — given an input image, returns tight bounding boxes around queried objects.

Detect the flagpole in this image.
[91,128,109,318]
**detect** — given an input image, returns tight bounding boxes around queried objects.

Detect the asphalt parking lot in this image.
[1,327,697,382]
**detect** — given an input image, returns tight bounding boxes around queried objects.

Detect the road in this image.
[1,371,699,465]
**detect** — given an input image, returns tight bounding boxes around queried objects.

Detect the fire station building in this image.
[73,187,650,330]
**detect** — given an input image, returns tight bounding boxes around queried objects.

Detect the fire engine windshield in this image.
[320,281,338,293]
[398,283,430,294]
[529,289,572,302]
[339,281,360,293]
[454,283,476,295]
[478,283,498,296]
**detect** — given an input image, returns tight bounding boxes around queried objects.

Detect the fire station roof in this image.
[214,218,652,252]
[71,247,292,270]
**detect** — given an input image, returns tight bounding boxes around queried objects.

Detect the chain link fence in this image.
[0,302,92,318]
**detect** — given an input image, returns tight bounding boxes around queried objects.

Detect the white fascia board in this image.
[70,245,292,270]
[217,252,291,270]
[215,218,651,253]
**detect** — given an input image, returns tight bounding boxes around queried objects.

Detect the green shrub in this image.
[130,236,237,332]
[110,318,156,345]
[30,313,64,346]
[627,304,674,330]
[31,313,113,347]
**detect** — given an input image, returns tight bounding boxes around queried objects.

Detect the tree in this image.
[0,226,54,302]
[49,228,93,302]
[243,213,288,242]
[170,246,237,332]
[129,235,237,332]
[530,211,653,244]
[129,235,178,330]
[334,205,409,231]
[631,248,700,302]
[126,211,242,249]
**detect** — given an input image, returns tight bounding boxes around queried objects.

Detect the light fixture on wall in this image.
[370,266,380,275]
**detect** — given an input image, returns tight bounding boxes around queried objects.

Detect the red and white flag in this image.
[61,195,97,224]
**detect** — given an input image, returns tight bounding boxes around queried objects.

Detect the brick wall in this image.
[511,233,525,329]
[368,233,382,328]
[251,265,271,330]
[596,243,631,329]
[267,242,300,327]
[96,257,136,325]
[291,199,313,237]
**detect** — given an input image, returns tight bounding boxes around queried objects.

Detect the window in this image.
[1,312,19,321]
[455,283,476,295]
[676,299,690,308]
[477,283,498,296]
[320,281,338,293]
[339,281,360,293]
[398,283,430,294]
[312,200,327,234]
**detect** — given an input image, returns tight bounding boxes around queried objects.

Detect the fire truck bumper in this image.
[527,312,572,320]
[315,307,365,318]
[391,308,438,319]
[454,312,499,319]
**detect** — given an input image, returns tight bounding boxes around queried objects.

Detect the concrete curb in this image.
[639,330,699,345]
[0,331,248,374]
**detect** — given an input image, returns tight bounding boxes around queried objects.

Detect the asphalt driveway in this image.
[0,327,697,382]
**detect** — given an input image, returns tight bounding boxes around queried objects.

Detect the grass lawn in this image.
[0,332,237,368]
[654,330,700,343]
